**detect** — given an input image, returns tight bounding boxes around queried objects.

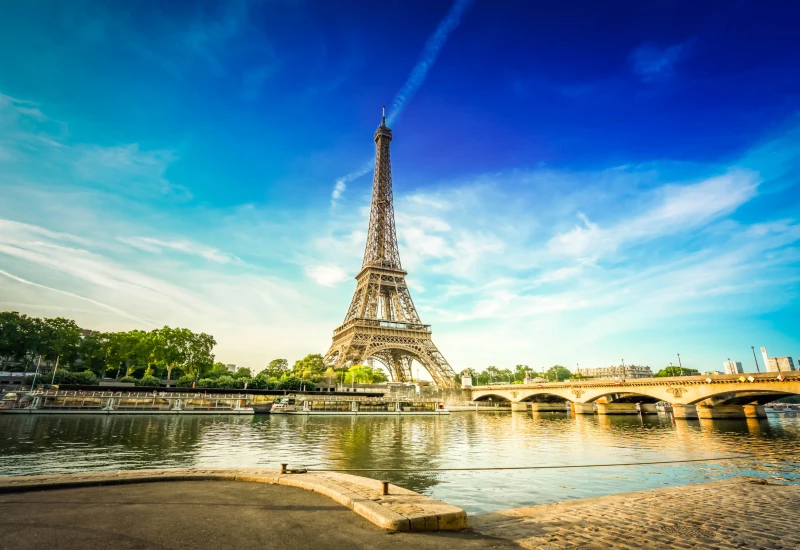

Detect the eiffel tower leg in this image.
[399,356,413,381]
[415,341,456,387]
[372,351,397,382]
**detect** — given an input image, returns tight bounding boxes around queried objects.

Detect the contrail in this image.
[331,0,476,206]
[0,269,157,326]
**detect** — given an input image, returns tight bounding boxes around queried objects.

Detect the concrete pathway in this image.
[0,481,517,550]
[470,479,800,550]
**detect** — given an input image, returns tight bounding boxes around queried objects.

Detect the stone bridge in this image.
[470,372,800,418]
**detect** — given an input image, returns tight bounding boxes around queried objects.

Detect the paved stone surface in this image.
[0,468,467,532]
[470,478,800,549]
[0,481,515,550]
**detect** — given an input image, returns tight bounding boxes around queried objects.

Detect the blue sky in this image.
[1,0,798,376]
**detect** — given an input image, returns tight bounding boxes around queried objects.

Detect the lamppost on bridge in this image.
[751,346,761,373]
[677,353,683,376]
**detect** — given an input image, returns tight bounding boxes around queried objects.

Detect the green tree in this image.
[277,376,316,391]
[263,358,289,378]
[206,362,230,379]
[39,317,83,367]
[136,374,160,387]
[185,331,216,380]
[545,365,572,382]
[372,368,389,383]
[292,354,327,381]
[107,330,149,378]
[514,365,529,383]
[234,367,252,379]
[79,331,112,377]
[0,311,31,367]
[176,374,195,388]
[654,367,700,377]
[151,326,189,381]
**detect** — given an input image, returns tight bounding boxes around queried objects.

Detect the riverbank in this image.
[0,468,467,532]
[0,479,508,550]
[470,478,800,549]
[2,471,798,549]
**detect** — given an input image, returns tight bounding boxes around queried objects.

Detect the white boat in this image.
[0,390,254,415]
[764,403,800,415]
[270,396,449,415]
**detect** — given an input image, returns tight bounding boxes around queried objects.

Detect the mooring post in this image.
[381,481,390,495]
[280,463,288,474]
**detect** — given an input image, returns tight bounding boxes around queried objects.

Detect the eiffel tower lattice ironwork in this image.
[323,109,457,387]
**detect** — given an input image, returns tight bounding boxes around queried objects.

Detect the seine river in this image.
[1,412,799,514]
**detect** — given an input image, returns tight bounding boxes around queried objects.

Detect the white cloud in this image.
[548,170,759,260]
[629,41,693,82]
[305,265,350,287]
[117,236,241,264]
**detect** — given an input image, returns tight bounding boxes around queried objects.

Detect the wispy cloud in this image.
[117,236,242,264]
[330,0,476,205]
[1,95,185,199]
[548,170,759,260]
[0,269,156,326]
[330,159,373,207]
[629,40,693,83]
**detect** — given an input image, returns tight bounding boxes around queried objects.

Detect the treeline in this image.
[0,311,216,383]
[459,365,701,384]
[458,365,574,384]
[0,312,391,390]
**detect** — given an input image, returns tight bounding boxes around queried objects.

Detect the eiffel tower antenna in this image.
[324,110,457,387]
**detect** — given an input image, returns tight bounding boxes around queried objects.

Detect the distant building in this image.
[766,357,796,372]
[575,365,653,380]
[225,364,236,373]
[723,361,744,375]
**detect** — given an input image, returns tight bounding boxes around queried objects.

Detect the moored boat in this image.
[0,390,254,415]
[270,396,449,415]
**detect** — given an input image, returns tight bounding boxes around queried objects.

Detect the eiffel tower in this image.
[324,109,457,388]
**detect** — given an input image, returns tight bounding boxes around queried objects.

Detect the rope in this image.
[299,454,755,473]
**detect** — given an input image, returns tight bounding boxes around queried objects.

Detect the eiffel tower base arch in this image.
[324,332,456,388]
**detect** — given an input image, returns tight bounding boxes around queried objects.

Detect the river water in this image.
[1,412,799,514]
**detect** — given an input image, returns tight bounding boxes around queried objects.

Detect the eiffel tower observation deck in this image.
[324,109,457,387]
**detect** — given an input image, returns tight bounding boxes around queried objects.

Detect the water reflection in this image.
[1,412,799,514]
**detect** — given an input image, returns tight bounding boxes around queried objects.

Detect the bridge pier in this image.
[529,402,570,412]
[696,405,747,419]
[671,404,698,419]
[572,403,595,414]
[743,405,767,418]
[510,402,528,412]
[640,404,659,415]
[596,403,639,415]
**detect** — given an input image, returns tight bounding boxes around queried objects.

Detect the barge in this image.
[270,396,449,415]
[0,390,254,415]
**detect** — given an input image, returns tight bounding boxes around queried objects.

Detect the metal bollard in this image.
[381,481,390,495]
[280,463,288,474]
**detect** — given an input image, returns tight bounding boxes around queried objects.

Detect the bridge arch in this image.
[473,393,511,402]
[585,391,664,404]
[688,389,800,406]
[519,393,572,403]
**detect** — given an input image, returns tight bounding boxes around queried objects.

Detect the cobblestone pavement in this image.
[469,479,800,550]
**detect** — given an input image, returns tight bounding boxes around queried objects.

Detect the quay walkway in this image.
[2,469,798,549]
